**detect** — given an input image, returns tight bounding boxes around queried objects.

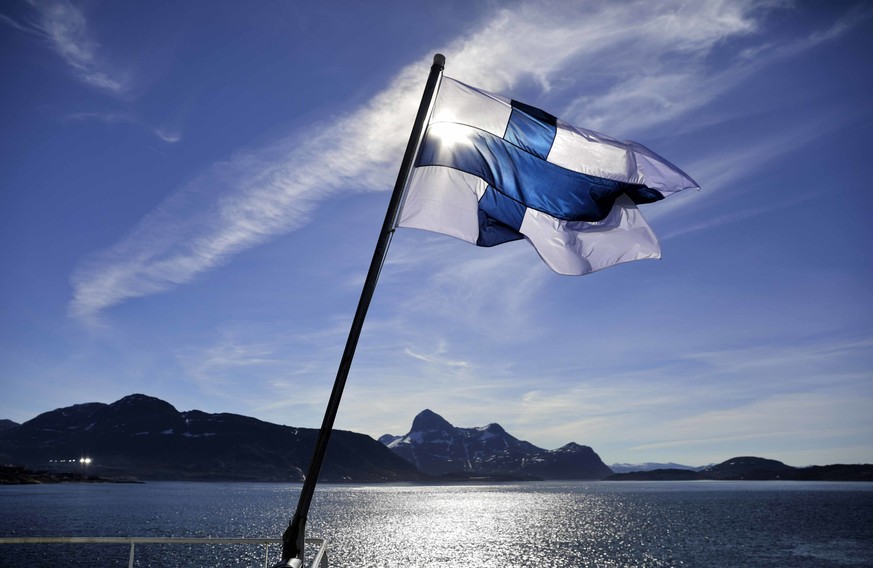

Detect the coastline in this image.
[0,464,142,485]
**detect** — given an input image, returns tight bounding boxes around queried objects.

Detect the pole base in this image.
[271,559,303,568]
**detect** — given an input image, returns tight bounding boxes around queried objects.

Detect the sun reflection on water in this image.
[308,484,683,568]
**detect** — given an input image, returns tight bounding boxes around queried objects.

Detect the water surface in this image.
[1,481,871,567]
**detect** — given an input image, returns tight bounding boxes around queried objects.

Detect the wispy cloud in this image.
[153,127,182,144]
[4,0,130,95]
[403,344,470,369]
[392,241,549,338]
[65,111,182,143]
[658,193,816,241]
[175,323,341,411]
[627,389,873,464]
[445,335,873,463]
[69,0,852,322]
[0,12,32,33]
[559,1,868,135]
[645,77,872,231]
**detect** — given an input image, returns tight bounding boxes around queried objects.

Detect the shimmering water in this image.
[1,481,871,567]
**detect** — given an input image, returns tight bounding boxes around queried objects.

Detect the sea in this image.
[1,480,871,567]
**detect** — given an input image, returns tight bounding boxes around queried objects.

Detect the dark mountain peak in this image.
[0,419,19,432]
[109,394,179,414]
[411,409,454,433]
[97,394,183,434]
[480,422,506,436]
[555,442,586,452]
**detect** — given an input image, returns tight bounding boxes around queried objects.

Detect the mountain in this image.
[0,394,421,482]
[610,462,703,474]
[380,409,613,480]
[0,419,18,432]
[606,456,873,481]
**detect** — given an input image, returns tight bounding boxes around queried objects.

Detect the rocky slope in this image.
[380,409,613,480]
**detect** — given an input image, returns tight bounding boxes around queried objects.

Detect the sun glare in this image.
[429,122,475,150]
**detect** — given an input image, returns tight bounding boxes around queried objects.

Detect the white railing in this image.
[0,536,327,568]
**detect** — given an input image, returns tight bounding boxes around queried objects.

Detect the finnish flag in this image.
[397,77,698,275]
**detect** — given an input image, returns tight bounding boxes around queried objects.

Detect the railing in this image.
[0,536,327,568]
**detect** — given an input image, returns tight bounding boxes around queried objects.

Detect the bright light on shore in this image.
[79,457,92,464]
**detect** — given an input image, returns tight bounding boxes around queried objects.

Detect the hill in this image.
[0,394,421,482]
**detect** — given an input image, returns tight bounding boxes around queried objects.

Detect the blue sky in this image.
[1,0,871,468]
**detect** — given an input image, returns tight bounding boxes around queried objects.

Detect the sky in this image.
[1,0,871,468]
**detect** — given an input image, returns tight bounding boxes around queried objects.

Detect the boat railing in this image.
[0,536,327,568]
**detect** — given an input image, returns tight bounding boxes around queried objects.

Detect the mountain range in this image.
[378,409,613,480]
[0,394,419,482]
[609,462,707,474]
[2,395,870,483]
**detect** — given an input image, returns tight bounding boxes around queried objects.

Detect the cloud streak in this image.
[7,0,131,95]
[69,0,830,321]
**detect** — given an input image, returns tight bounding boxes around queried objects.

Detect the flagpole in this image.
[274,53,445,567]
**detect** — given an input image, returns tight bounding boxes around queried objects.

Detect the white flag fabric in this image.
[397,77,698,275]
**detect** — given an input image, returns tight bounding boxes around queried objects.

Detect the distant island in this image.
[605,456,873,482]
[1,395,871,483]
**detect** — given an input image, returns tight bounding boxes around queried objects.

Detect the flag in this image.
[397,77,698,275]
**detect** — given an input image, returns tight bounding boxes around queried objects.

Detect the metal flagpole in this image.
[273,53,445,568]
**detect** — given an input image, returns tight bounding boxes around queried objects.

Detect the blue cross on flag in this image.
[397,77,698,275]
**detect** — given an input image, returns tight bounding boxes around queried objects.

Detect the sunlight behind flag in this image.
[397,77,699,275]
